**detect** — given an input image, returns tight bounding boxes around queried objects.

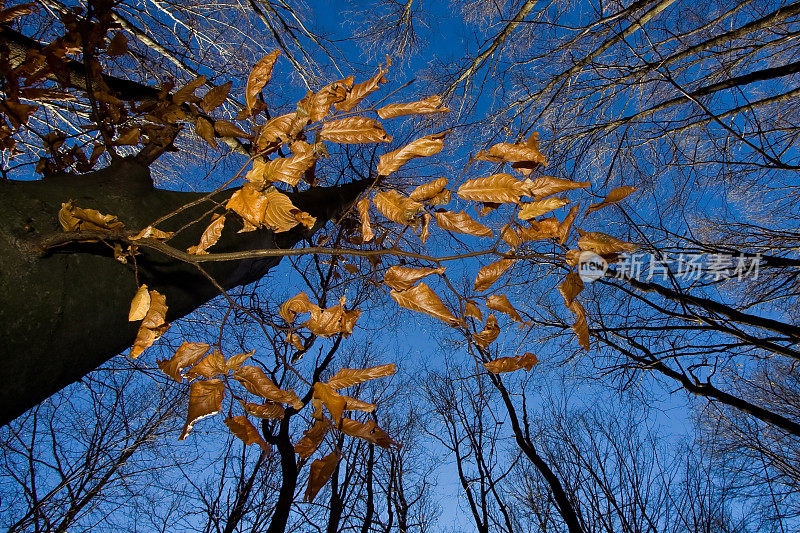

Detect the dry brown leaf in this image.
[337,65,389,111]
[327,364,396,389]
[280,292,317,322]
[342,395,376,412]
[519,217,560,241]
[559,273,584,307]
[377,132,447,176]
[483,353,538,374]
[304,451,339,503]
[0,99,38,128]
[486,294,523,323]
[245,51,281,114]
[214,120,251,139]
[419,212,432,243]
[586,186,638,215]
[357,197,374,242]
[130,290,168,358]
[226,349,255,371]
[128,284,150,321]
[428,189,452,206]
[225,416,270,452]
[434,210,492,238]
[383,266,446,291]
[464,300,483,321]
[129,323,170,359]
[373,190,423,225]
[286,333,305,351]
[564,249,582,267]
[133,225,173,240]
[319,117,391,143]
[256,113,305,150]
[297,77,352,123]
[185,349,227,380]
[58,201,124,232]
[188,214,225,254]
[526,176,590,199]
[568,300,590,350]
[457,173,528,204]
[390,282,459,326]
[472,314,500,347]
[0,4,34,23]
[314,382,346,423]
[409,177,448,202]
[303,305,346,337]
[377,95,449,119]
[157,342,211,382]
[295,418,331,458]
[476,133,547,165]
[474,259,515,292]
[233,366,303,409]
[201,81,232,113]
[179,379,225,440]
[107,31,128,56]
[557,204,580,244]
[518,197,569,220]
[194,116,217,148]
[247,152,315,187]
[172,76,206,105]
[115,127,140,146]
[241,400,285,420]
[226,185,306,233]
[499,224,522,247]
[577,230,638,255]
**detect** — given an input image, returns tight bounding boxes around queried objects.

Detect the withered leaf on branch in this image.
[327,363,397,389]
[256,113,305,150]
[58,201,124,232]
[185,349,228,380]
[298,77,352,123]
[557,204,580,244]
[383,266,446,291]
[280,292,317,323]
[341,395,376,412]
[246,51,281,114]
[214,120,251,139]
[373,190,423,225]
[339,418,399,449]
[130,290,168,358]
[458,173,528,204]
[390,282,460,326]
[313,382,346,423]
[179,379,225,440]
[475,132,546,166]
[128,284,150,321]
[225,416,270,452]
[304,451,340,503]
[246,152,315,187]
[409,177,448,202]
[577,230,638,255]
[194,116,216,148]
[472,314,500,347]
[337,64,389,111]
[201,81,232,113]
[357,197,374,242]
[464,300,483,321]
[188,214,226,254]
[240,400,285,420]
[567,300,590,350]
[434,210,492,238]
[526,176,590,199]
[486,294,523,323]
[558,273,584,307]
[377,95,449,119]
[377,132,447,176]
[233,366,303,409]
[319,117,391,143]
[474,259,515,292]
[157,342,211,382]
[585,186,638,215]
[518,197,569,220]
[172,76,206,105]
[295,418,331,458]
[226,184,314,232]
[225,349,255,371]
[483,353,538,374]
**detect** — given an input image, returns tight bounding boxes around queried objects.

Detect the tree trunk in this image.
[0,158,367,426]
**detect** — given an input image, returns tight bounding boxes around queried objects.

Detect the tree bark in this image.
[0,157,368,426]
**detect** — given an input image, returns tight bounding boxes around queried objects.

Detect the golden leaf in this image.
[226,185,304,233]
[246,51,281,114]
[377,132,447,176]
[128,284,150,321]
[201,81,232,113]
[185,349,228,380]
[130,323,170,359]
[256,113,305,151]
[474,259,515,292]
[107,31,129,56]
[518,197,569,220]
[419,212,432,243]
[58,201,124,232]
[194,116,216,148]
[226,349,255,371]
[292,209,316,230]
[526,176,590,199]
[327,363,397,389]
[295,418,331,458]
[214,120,251,138]
[519,217,560,241]
[179,379,225,440]
[464,300,483,321]
[476,133,546,165]
[233,366,303,409]
[225,416,270,452]
[240,400,285,420]
[287,332,305,351]
[472,314,500,347]
[377,95,449,119]
[157,342,211,382]
[483,353,538,374]
[357,197,374,242]
[373,190,423,225]
[457,173,528,204]
[557,204,580,244]
[342,395,376,412]
[314,382,346,423]
[577,230,638,255]
[434,210,492,238]
[409,177,448,202]
[338,418,398,449]
[0,99,38,128]
[280,292,317,323]
[298,77,352,123]
[559,273,584,307]
[172,75,206,105]
[390,282,459,326]
[340,309,361,337]
[130,290,168,358]
[383,266,446,291]
[500,223,522,247]
[304,451,339,503]
[586,186,638,215]
[428,189,452,205]
[565,249,582,267]
[337,65,389,111]
[188,214,225,254]
[303,305,346,337]
[486,294,523,323]
[568,300,590,350]
[247,152,315,187]
[319,117,391,143]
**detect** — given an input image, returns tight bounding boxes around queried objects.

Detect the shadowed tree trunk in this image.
[0,157,368,426]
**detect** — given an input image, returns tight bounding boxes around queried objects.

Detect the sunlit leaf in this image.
[233,366,303,409]
[188,214,225,254]
[483,353,538,374]
[304,451,339,503]
[304,305,346,337]
[472,314,500,347]
[464,300,483,321]
[226,349,255,371]
[225,416,270,452]
[390,282,459,326]
[58,201,124,232]
[559,273,584,307]
[157,342,211,382]
[383,266,445,291]
[247,152,315,187]
[557,204,580,244]
[428,189,451,206]
[295,418,331,458]
[327,363,396,389]
[320,117,391,143]
[457,173,528,204]
[419,212,432,243]
[518,197,569,220]
[577,230,637,255]
[172,76,206,105]
[256,113,305,151]
[434,210,492,238]
[314,382,346,423]
[357,197,374,242]
[201,81,232,113]
[240,399,285,420]
[179,379,225,440]
[586,186,638,215]
[226,184,309,233]
[280,292,317,323]
[409,177,448,202]
[373,190,423,225]
[246,51,281,114]
[298,77,352,123]
[476,132,546,165]
[130,290,168,358]
[342,395,376,412]
[525,176,590,199]
[377,132,447,176]
[519,217,560,241]
[128,284,150,321]
[474,259,515,292]
[338,418,399,449]
[568,300,590,350]
[486,294,523,323]
[186,349,227,380]
[337,64,389,111]
[377,95,449,119]
[0,3,34,23]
